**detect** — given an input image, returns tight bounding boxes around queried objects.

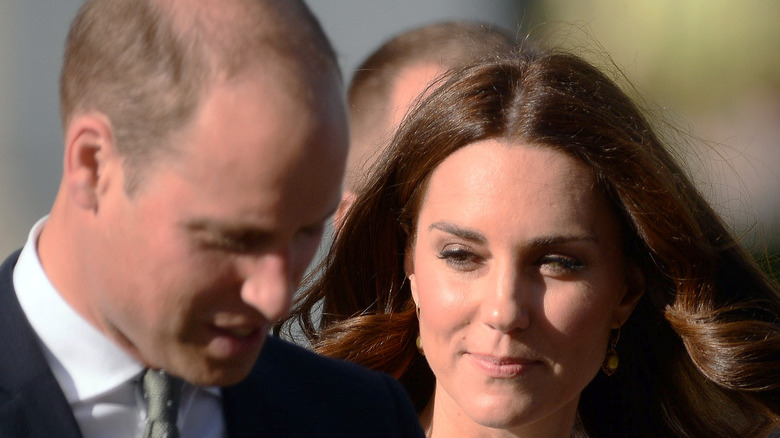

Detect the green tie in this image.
[142,369,184,438]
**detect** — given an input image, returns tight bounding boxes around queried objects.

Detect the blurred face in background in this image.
[406,139,640,436]
[338,62,446,225]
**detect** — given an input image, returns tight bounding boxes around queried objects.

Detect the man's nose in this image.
[240,251,293,323]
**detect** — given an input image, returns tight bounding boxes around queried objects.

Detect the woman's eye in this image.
[539,255,585,276]
[437,246,483,271]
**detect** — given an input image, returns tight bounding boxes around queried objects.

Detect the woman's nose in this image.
[480,265,531,332]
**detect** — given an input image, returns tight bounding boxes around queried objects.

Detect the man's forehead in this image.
[183,198,340,236]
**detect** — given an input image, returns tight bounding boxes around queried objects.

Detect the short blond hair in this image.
[60,0,339,192]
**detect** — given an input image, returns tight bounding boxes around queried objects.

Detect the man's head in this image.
[60,0,340,193]
[343,21,516,202]
[41,0,347,385]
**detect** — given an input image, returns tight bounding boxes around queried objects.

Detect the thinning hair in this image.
[345,21,517,191]
[60,0,339,192]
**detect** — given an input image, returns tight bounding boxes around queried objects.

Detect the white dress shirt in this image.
[13,217,226,438]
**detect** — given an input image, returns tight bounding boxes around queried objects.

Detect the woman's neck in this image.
[419,386,577,438]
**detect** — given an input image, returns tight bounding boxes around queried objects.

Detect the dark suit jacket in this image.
[0,250,424,437]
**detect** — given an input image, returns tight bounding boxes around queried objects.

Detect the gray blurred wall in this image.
[0,1,81,255]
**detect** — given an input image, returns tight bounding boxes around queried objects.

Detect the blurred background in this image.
[1,0,777,272]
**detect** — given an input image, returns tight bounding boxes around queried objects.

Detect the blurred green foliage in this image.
[529,0,780,112]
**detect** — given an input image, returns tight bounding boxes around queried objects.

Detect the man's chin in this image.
[172,357,260,387]
[163,343,265,387]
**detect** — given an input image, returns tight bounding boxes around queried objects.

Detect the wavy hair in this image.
[277,48,780,437]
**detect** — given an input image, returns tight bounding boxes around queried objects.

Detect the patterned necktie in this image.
[142,369,184,438]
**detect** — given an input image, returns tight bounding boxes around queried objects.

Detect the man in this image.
[337,21,516,223]
[0,0,423,436]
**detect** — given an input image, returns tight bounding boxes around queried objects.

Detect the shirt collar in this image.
[13,217,145,403]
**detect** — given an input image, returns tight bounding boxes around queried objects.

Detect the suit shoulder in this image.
[229,336,424,437]
[257,336,392,390]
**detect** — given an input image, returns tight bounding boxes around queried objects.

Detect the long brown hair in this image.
[277,48,780,437]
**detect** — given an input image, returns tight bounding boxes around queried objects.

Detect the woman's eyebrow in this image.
[428,221,487,244]
[429,221,599,247]
[528,234,599,247]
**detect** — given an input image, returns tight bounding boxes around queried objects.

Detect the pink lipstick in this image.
[467,353,538,378]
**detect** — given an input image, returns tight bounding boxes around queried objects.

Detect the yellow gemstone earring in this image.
[602,327,620,376]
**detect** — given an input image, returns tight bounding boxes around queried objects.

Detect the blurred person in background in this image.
[336,21,517,223]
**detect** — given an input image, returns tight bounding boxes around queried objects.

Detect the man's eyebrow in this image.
[184,193,340,236]
[184,220,274,244]
[428,221,487,244]
[185,219,264,234]
[183,201,340,237]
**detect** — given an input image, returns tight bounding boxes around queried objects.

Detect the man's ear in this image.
[613,263,645,328]
[334,190,356,230]
[62,112,118,211]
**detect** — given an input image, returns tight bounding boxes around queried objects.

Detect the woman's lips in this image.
[466,353,540,378]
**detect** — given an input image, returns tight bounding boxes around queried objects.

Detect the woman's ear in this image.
[404,250,419,305]
[63,112,118,211]
[613,263,645,328]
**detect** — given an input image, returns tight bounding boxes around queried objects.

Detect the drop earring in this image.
[415,305,424,356]
[602,327,621,376]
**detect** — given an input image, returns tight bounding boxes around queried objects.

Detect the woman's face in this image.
[406,139,641,436]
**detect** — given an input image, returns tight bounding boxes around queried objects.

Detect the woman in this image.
[277,49,780,437]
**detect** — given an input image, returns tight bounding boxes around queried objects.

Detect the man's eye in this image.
[437,247,483,271]
[197,235,254,253]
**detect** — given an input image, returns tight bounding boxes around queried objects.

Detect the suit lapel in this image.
[0,250,83,437]
[221,337,291,438]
